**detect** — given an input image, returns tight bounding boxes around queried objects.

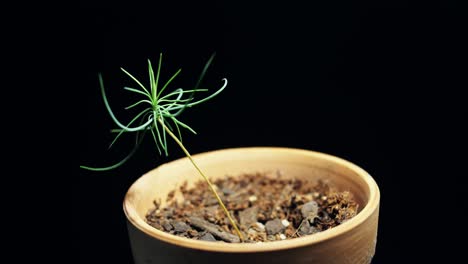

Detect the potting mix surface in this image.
[146,173,358,243]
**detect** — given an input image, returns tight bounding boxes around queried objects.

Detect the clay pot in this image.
[124,147,380,264]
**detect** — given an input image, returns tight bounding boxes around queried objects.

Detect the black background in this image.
[75,4,463,263]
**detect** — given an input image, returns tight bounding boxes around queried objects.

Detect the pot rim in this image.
[123,147,380,253]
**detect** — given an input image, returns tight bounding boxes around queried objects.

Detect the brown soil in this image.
[145,173,358,243]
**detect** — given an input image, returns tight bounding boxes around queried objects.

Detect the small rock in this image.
[163,208,175,218]
[239,206,258,227]
[255,222,265,231]
[161,220,173,231]
[172,221,190,233]
[204,205,219,213]
[279,234,286,240]
[222,187,234,196]
[247,228,257,235]
[204,198,220,206]
[298,220,311,236]
[148,221,162,230]
[301,201,319,219]
[248,196,257,202]
[281,219,290,227]
[189,216,240,243]
[199,232,217,241]
[188,229,199,237]
[298,220,319,236]
[265,219,286,235]
[176,232,189,238]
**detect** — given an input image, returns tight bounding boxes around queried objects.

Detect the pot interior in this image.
[126,148,371,223]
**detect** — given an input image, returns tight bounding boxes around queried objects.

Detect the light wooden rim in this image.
[123,147,380,253]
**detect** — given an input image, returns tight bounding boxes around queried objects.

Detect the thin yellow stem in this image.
[158,118,244,242]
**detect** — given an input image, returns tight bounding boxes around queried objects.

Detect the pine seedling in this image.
[81,53,244,241]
